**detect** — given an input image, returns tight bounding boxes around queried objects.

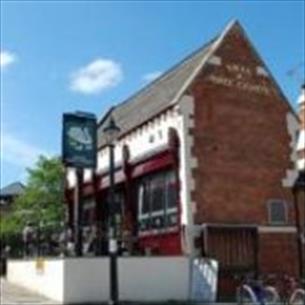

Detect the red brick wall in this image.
[259,233,299,277]
[188,23,300,281]
[297,191,305,276]
[190,24,297,226]
[300,107,305,129]
[295,191,305,237]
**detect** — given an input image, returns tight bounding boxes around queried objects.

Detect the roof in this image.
[97,20,296,148]
[0,182,25,198]
[97,30,220,147]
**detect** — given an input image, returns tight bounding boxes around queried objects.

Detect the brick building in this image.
[0,182,24,217]
[297,85,305,171]
[66,20,303,298]
[295,84,305,284]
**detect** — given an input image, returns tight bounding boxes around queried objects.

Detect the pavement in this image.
[0,278,239,305]
[0,278,58,305]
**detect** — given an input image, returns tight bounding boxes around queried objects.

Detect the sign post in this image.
[103,116,120,305]
[62,112,97,256]
[74,168,84,256]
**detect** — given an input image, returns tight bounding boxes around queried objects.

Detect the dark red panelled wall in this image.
[65,128,182,255]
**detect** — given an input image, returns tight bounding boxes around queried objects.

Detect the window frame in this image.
[137,169,178,230]
[267,199,288,225]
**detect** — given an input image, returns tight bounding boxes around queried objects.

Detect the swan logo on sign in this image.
[68,126,93,150]
[62,112,97,168]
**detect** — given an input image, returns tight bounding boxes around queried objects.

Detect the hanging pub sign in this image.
[62,112,97,169]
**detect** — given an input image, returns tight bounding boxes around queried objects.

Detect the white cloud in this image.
[1,131,51,169]
[70,58,123,94]
[143,71,162,82]
[0,50,17,70]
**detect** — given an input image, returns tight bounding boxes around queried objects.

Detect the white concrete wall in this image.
[7,257,192,303]
[64,258,109,304]
[118,256,190,302]
[7,257,218,303]
[7,259,64,303]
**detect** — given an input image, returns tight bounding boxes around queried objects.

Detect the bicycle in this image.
[264,273,305,305]
[288,278,304,305]
[236,274,279,305]
[265,274,305,305]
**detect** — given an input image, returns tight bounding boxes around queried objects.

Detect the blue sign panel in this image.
[62,112,97,169]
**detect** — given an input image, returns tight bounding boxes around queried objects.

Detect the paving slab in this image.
[0,278,238,305]
[0,278,59,305]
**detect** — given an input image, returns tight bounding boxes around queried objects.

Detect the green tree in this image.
[2,156,66,235]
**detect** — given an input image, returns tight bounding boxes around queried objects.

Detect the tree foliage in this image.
[1,156,66,236]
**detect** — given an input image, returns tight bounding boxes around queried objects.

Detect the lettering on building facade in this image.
[207,63,271,96]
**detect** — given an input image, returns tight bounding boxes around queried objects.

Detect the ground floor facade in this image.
[65,141,303,299]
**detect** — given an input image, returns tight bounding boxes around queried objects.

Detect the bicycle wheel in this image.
[289,289,305,305]
[264,286,280,304]
[236,285,257,304]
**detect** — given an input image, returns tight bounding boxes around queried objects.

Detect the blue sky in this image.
[1,0,304,187]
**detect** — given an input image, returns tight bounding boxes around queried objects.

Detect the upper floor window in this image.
[267,200,288,225]
[137,169,178,231]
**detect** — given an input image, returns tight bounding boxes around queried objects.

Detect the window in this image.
[268,200,288,225]
[104,188,125,237]
[151,175,165,214]
[82,199,95,227]
[166,171,177,210]
[138,183,148,215]
[137,170,178,231]
[114,191,124,233]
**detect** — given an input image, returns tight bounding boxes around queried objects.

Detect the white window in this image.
[137,170,178,231]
